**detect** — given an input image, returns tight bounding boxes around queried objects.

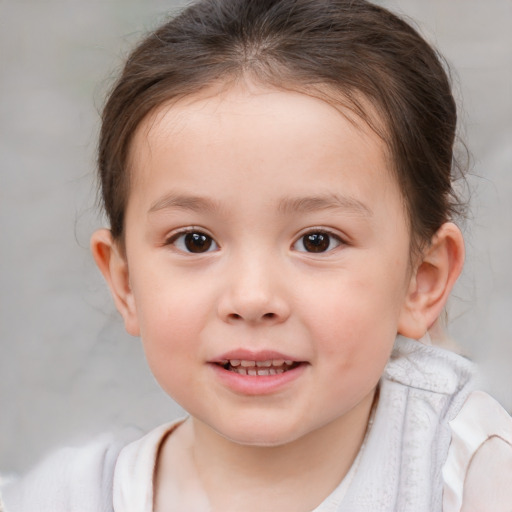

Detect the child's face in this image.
[121,84,414,446]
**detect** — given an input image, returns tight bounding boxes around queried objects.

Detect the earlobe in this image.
[398,222,465,340]
[90,229,140,337]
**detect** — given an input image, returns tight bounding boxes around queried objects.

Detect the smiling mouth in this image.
[218,359,301,376]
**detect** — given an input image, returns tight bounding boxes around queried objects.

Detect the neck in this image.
[175,389,376,512]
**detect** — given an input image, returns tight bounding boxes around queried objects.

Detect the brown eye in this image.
[184,233,212,253]
[294,231,341,253]
[171,231,218,253]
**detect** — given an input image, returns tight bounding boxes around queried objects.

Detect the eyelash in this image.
[292,229,344,254]
[166,228,219,254]
[165,228,345,255]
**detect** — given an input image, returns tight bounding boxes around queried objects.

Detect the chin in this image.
[212,416,309,448]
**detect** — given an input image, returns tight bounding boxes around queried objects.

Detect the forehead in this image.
[127,83,402,216]
[133,80,386,143]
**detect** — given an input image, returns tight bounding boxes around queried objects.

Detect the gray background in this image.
[1,0,511,474]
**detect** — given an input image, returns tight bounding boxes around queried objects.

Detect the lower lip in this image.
[209,363,308,396]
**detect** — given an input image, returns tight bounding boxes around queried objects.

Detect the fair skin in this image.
[92,83,464,512]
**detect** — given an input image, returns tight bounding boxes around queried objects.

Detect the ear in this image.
[398,222,465,340]
[90,229,140,337]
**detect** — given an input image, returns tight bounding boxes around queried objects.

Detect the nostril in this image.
[227,312,277,321]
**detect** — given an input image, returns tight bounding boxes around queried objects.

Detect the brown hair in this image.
[98,0,465,251]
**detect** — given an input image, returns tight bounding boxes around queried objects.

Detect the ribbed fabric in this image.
[339,336,476,511]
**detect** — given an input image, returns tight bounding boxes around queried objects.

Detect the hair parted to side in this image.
[98,0,466,251]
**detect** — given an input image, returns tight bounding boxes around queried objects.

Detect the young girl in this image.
[2,0,511,510]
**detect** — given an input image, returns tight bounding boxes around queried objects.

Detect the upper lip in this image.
[210,349,303,364]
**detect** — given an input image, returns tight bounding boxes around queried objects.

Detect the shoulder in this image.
[384,336,476,397]
[381,336,478,440]
[443,391,512,512]
[0,428,141,512]
[340,338,478,511]
[113,419,186,511]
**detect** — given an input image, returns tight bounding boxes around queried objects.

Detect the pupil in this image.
[304,233,329,252]
[184,233,212,253]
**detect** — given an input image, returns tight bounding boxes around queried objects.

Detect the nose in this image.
[217,251,291,325]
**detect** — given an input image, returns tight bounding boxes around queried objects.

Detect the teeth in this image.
[232,359,292,368]
[256,360,272,367]
[224,358,299,376]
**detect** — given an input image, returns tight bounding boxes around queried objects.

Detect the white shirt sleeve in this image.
[443,391,512,512]
[0,428,140,512]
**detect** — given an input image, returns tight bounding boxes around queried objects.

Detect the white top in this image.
[2,337,512,511]
[443,391,512,511]
[111,391,512,511]
[112,419,365,512]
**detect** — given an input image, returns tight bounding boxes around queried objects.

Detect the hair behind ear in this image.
[398,222,465,340]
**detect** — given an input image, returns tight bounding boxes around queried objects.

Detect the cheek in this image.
[304,267,406,331]
[133,265,214,334]
[301,266,406,368]
[138,300,205,405]
[311,306,396,408]
[130,272,214,386]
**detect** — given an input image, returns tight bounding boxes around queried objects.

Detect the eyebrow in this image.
[148,193,220,214]
[148,192,372,217]
[277,194,373,217]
